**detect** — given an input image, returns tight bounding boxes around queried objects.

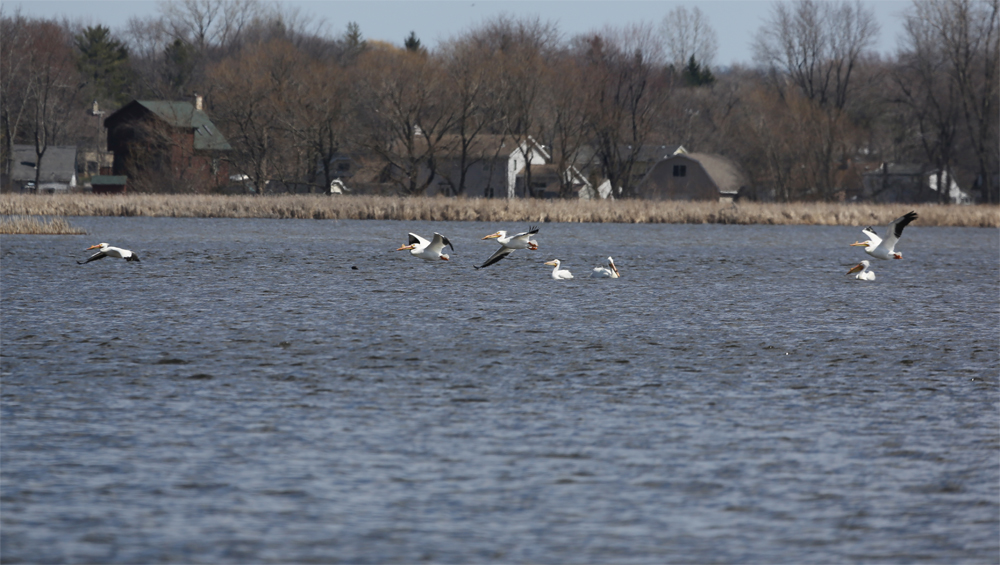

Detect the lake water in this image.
[2,217,998,564]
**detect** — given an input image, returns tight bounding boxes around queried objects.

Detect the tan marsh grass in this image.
[0,215,87,235]
[1,194,996,227]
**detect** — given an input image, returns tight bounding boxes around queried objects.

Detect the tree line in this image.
[1,0,996,202]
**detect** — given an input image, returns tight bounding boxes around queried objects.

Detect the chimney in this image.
[194,93,203,111]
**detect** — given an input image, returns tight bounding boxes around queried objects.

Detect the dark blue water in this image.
[2,218,997,563]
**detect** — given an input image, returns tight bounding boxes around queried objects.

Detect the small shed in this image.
[91,175,127,194]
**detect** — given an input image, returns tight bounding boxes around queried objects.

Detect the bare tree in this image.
[434,35,502,196]
[351,45,455,195]
[754,0,879,110]
[0,9,33,185]
[910,0,999,203]
[208,38,302,193]
[21,20,86,191]
[474,15,560,197]
[298,59,350,193]
[660,6,718,70]
[540,49,590,198]
[728,82,819,201]
[752,0,880,200]
[576,23,669,198]
[890,5,965,203]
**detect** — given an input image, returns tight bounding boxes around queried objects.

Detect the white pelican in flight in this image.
[847,260,875,281]
[474,226,539,269]
[544,259,573,280]
[396,232,453,261]
[590,257,621,278]
[850,211,918,260]
[78,243,140,264]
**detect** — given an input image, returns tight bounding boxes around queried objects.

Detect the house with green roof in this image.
[103,95,231,192]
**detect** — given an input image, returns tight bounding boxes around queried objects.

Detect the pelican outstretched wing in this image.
[473,247,515,269]
[430,233,454,253]
[877,211,918,254]
[407,233,429,247]
[77,251,107,264]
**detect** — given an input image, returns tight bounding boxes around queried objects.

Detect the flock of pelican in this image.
[394,225,620,280]
[77,210,918,284]
[846,211,918,281]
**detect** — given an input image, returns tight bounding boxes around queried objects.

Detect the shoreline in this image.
[1,194,997,227]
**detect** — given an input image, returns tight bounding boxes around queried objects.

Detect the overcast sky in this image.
[5,0,912,68]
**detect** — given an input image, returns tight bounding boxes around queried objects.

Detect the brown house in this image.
[103,96,232,191]
[636,152,747,202]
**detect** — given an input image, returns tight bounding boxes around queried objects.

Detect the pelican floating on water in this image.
[850,211,918,260]
[474,226,539,269]
[396,232,453,261]
[590,256,620,278]
[78,243,140,264]
[847,260,875,281]
[544,259,573,280]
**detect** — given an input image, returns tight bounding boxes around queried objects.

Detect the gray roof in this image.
[665,152,746,193]
[117,100,231,151]
[10,145,77,182]
[631,144,686,162]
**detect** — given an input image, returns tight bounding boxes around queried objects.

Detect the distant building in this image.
[10,145,78,193]
[636,152,747,202]
[409,134,550,198]
[103,95,232,191]
[513,163,613,200]
[569,144,687,195]
[90,175,128,194]
[862,163,972,205]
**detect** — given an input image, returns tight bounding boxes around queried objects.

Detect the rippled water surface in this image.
[2,217,998,564]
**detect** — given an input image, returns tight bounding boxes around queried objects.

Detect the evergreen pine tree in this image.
[75,25,132,106]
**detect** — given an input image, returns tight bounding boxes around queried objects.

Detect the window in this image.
[673,165,687,177]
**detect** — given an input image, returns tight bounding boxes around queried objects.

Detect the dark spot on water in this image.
[155,358,188,365]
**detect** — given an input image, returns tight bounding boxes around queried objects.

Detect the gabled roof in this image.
[10,145,77,182]
[106,100,232,151]
[661,152,746,193]
[631,144,686,162]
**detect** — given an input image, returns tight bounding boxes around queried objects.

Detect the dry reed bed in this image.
[0,215,87,235]
[1,194,997,227]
